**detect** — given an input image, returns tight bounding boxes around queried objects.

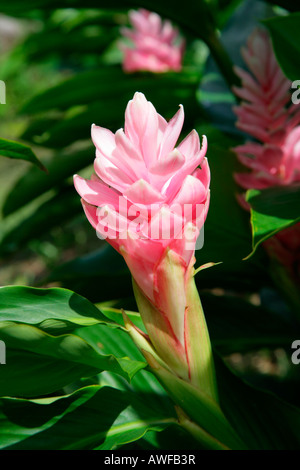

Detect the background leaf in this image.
[246,184,300,256]
[0,138,45,172]
[0,286,146,396]
[0,385,177,450]
[263,13,300,81]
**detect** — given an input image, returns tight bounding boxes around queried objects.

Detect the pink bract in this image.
[233,28,300,192]
[74,92,210,304]
[120,9,184,73]
[232,28,300,281]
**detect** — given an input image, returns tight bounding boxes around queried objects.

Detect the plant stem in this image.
[205,29,240,89]
[176,406,230,450]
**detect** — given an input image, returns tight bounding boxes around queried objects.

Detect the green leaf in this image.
[75,323,174,401]
[0,285,109,329]
[0,385,176,450]
[1,0,216,42]
[0,322,145,394]
[100,306,145,333]
[263,13,300,81]
[22,24,119,61]
[0,186,82,256]
[0,138,46,172]
[143,351,247,450]
[246,184,300,257]
[28,86,199,149]
[0,348,99,398]
[0,286,146,396]
[2,147,93,217]
[21,67,200,114]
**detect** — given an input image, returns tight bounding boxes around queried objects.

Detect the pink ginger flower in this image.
[120,9,184,73]
[233,28,300,194]
[74,92,215,396]
[232,28,300,281]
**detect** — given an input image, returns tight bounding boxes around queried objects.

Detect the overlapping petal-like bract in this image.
[232,28,300,280]
[74,93,210,375]
[120,9,184,73]
[233,28,300,194]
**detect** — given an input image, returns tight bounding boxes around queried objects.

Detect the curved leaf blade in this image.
[0,138,46,172]
[246,185,300,257]
[263,13,300,81]
[0,385,176,450]
[2,147,93,217]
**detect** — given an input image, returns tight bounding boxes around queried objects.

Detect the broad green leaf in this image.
[246,184,300,257]
[143,352,247,450]
[1,1,216,43]
[0,286,146,396]
[0,348,99,398]
[2,147,93,217]
[215,0,244,29]
[0,385,177,450]
[0,285,109,329]
[27,87,199,149]
[100,306,145,333]
[21,117,61,143]
[75,324,175,404]
[1,1,238,87]
[0,138,45,172]
[22,24,119,61]
[0,186,82,256]
[263,13,300,81]
[21,67,200,114]
[0,322,145,397]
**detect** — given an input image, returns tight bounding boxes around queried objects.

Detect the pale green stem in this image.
[185,273,219,402]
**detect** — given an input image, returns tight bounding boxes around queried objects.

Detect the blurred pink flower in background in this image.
[74,92,211,380]
[233,28,300,196]
[232,28,300,281]
[120,9,185,73]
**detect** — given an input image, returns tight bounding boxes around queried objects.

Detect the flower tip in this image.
[73,174,80,191]
[121,308,132,330]
[91,123,97,138]
[133,91,146,101]
[178,103,184,114]
[201,134,208,151]
[141,349,161,370]
[115,128,124,136]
